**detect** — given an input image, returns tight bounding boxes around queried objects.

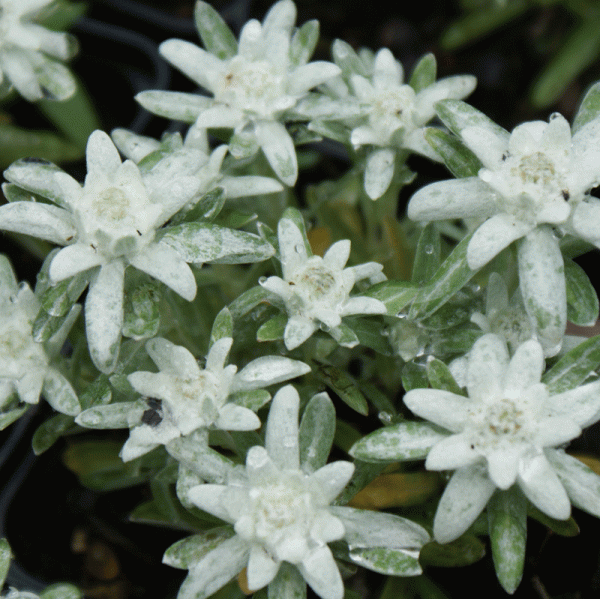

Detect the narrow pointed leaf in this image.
[426,358,464,395]
[424,127,483,178]
[210,306,234,346]
[268,562,306,599]
[349,546,422,576]
[362,280,418,315]
[164,527,236,569]
[412,224,441,286]
[257,313,287,342]
[299,392,336,473]
[573,81,600,133]
[564,258,599,327]
[195,1,238,59]
[316,364,368,415]
[409,53,437,93]
[32,413,76,455]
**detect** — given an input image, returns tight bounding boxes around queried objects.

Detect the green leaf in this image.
[229,285,274,320]
[542,334,600,394]
[78,374,112,410]
[573,81,600,133]
[420,535,486,567]
[412,224,441,286]
[229,129,260,159]
[0,538,11,589]
[37,72,100,150]
[210,306,234,346]
[360,382,396,416]
[39,583,83,599]
[172,187,226,225]
[349,546,422,576]
[161,222,275,264]
[75,401,145,430]
[164,527,236,569]
[488,488,527,594]
[289,20,319,68]
[316,364,368,415]
[229,389,272,412]
[343,316,391,355]
[362,280,418,315]
[401,361,428,391]
[332,39,369,77]
[409,231,477,320]
[256,313,287,342]
[41,0,87,30]
[214,208,258,231]
[32,413,75,455]
[122,282,161,340]
[334,460,388,506]
[0,405,29,430]
[281,207,312,257]
[409,53,437,93]
[426,359,464,395]
[560,234,596,259]
[349,421,448,462]
[431,325,482,357]
[330,321,360,348]
[564,258,599,326]
[42,369,81,416]
[526,500,579,537]
[530,17,600,109]
[435,100,509,141]
[424,128,483,178]
[40,272,89,317]
[299,392,336,473]
[195,1,238,59]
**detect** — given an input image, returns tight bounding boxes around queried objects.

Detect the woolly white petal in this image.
[414,75,477,124]
[425,433,480,471]
[298,546,344,599]
[255,120,298,186]
[341,296,386,316]
[49,244,103,283]
[279,218,309,278]
[233,355,310,391]
[145,337,201,379]
[487,446,527,489]
[216,404,261,431]
[503,339,544,396]
[246,544,280,591]
[220,175,283,198]
[372,48,402,90]
[206,337,233,372]
[545,379,600,428]
[364,148,395,200]
[323,239,350,272]
[461,126,508,169]
[195,105,245,129]
[289,62,341,95]
[86,130,122,177]
[311,461,355,503]
[284,315,317,350]
[403,389,473,433]
[187,484,236,522]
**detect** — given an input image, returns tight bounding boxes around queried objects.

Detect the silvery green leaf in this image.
[308,119,350,144]
[349,546,422,576]
[362,280,418,315]
[122,283,161,341]
[546,449,600,518]
[2,182,42,202]
[235,355,310,391]
[268,562,306,599]
[79,374,112,411]
[564,258,599,327]
[289,19,318,66]
[210,307,234,347]
[42,369,80,416]
[32,413,75,455]
[542,334,600,394]
[424,127,483,178]
[436,99,509,142]
[560,234,596,260]
[34,55,77,101]
[409,231,476,320]
[412,224,441,286]
[135,90,210,123]
[401,361,428,391]
[161,223,275,264]
[75,400,146,429]
[194,1,238,60]
[214,208,258,231]
[229,129,260,159]
[0,538,10,589]
[39,583,82,599]
[316,364,368,415]
[299,392,335,473]
[229,285,274,320]
[343,317,391,355]
[426,358,464,395]
[172,187,226,225]
[3,158,72,207]
[409,53,437,93]
[350,421,448,462]
[40,271,89,317]
[432,325,482,356]
[332,39,369,77]
[527,502,579,537]
[163,527,236,569]
[488,488,527,595]
[420,534,486,567]
[281,207,312,256]
[257,313,287,341]
[330,321,360,348]
[334,460,388,506]
[573,81,600,133]
[0,405,28,431]
[167,433,239,484]
[229,389,271,412]
[0,254,16,290]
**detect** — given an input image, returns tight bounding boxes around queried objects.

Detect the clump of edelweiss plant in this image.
[3,1,600,599]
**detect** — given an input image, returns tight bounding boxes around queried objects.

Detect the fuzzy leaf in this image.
[420,535,486,567]
[409,53,437,93]
[163,527,236,569]
[40,271,89,317]
[75,401,145,430]
[210,306,234,346]
[256,313,287,342]
[564,258,599,327]
[268,562,306,599]
[32,413,75,455]
[299,392,336,473]
[349,546,422,576]
[424,127,483,178]
[0,405,29,430]
[426,358,464,395]
[362,280,418,315]
[573,81,600,133]
[195,1,238,60]
[401,361,428,391]
[229,389,272,412]
[316,364,368,415]
[0,538,10,589]
[436,100,509,142]
[412,224,441,286]
[290,20,319,68]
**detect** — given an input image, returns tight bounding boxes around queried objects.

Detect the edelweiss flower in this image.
[408,109,600,355]
[260,214,386,349]
[76,335,310,461]
[403,333,600,543]
[331,45,476,199]
[0,0,78,101]
[0,254,80,418]
[0,130,206,373]
[136,0,340,185]
[179,385,428,599]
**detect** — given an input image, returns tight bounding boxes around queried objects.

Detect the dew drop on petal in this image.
[258,276,267,284]
[294,244,304,254]
[378,411,393,425]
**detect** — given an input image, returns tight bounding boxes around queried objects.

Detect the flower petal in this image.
[298,546,344,599]
[145,337,201,379]
[466,333,509,402]
[49,244,103,283]
[403,389,473,433]
[255,120,298,186]
[425,433,480,471]
[246,544,280,591]
[311,461,355,503]
[86,130,122,177]
[545,379,600,428]
[0,201,75,245]
[503,339,544,397]
[284,315,317,350]
[364,148,395,200]
[216,404,261,431]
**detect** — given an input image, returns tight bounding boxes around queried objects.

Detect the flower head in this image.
[0,0,78,101]
[403,333,600,543]
[136,0,340,185]
[260,213,386,349]
[0,254,80,417]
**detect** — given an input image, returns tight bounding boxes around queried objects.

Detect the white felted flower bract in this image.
[260,215,386,349]
[0,0,78,101]
[136,0,340,186]
[403,333,600,543]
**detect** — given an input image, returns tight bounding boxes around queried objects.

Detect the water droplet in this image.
[424,244,434,255]
[550,112,561,120]
[258,276,267,285]
[294,244,304,254]
[9,295,17,303]
[378,411,393,425]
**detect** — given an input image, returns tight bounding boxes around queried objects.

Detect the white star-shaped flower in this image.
[260,216,386,349]
[403,333,600,543]
[0,254,80,417]
[0,130,210,373]
[338,46,476,199]
[136,0,340,186]
[0,0,78,101]
[76,335,310,461]
[408,110,600,355]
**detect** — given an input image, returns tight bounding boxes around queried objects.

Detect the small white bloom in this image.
[403,333,600,543]
[78,336,310,461]
[137,0,340,185]
[0,0,78,101]
[260,216,386,349]
[0,255,80,416]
